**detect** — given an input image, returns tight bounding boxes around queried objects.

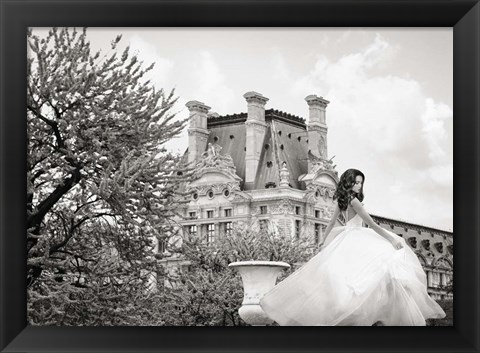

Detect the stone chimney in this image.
[305,95,330,172]
[244,91,269,187]
[186,100,211,164]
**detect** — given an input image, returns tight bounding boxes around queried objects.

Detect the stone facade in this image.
[369,216,453,300]
[170,91,453,300]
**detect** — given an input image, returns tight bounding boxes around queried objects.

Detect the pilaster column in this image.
[215,222,220,241]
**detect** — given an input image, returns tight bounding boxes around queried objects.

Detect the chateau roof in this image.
[206,111,309,190]
[207,109,306,129]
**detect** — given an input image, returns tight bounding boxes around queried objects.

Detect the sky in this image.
[37,28,453,231]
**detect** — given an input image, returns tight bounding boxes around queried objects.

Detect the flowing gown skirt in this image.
[259,222,446,326]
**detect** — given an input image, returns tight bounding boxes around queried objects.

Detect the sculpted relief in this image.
[196,143,237,173]
[187,143,241,196]
[271,199,294,215]
[318,135,327,158]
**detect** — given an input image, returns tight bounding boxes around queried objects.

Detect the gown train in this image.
[259,213,446,326]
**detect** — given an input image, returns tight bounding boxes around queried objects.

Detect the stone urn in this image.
[229,260,290,326]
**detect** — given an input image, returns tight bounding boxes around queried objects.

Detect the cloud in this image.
[291,33,452,230]
[128,35,174,88]
[191,51,235,114]
[163,51,236,154]
[421,98,452,162]
[271,51,289,81]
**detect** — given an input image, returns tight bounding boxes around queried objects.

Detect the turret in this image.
[305,94,330,172]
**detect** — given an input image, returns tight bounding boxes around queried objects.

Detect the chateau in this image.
[169,91,453,300]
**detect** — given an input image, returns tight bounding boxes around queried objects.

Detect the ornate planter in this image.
[229,260,290,326]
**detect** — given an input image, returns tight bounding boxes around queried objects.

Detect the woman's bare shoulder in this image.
[350,198,362,206]
[349,198,366,214]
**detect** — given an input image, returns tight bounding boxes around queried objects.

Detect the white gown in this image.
[260,213,446,326]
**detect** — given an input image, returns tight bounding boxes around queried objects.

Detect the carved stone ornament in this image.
[188,182,240,197]
[434,257,452,270]
[251,206,260,216]
[421,239,431,251]
[271,199,294,215]
[186,143,242,196]
[447,244,453,255]
[307,150,336,174]
[434,242,444,253]
[318,135,327,158]
[232,191,252,203]
[195,143,237,174]
[322,206,335,220]
[304,183,336,204]
[279,162,290,187]
[408,237,417,248]
[317,186,335,201]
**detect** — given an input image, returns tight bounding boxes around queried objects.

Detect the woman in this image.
[260,169,446,326]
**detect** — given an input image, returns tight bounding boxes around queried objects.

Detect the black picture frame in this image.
[1,0,478,352]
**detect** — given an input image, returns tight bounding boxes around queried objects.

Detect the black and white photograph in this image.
[26,27,453,327]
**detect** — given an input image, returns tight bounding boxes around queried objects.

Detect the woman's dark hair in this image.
[333,169,365,210]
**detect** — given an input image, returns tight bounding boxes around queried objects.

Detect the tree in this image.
[27,27,190,325]
[426,276,453,326]
[151,222,315,326]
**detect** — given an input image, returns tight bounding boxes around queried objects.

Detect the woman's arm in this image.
[320,205,340,247]
[350,198,403,249]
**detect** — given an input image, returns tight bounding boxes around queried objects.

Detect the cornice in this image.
[371,215,453,237]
